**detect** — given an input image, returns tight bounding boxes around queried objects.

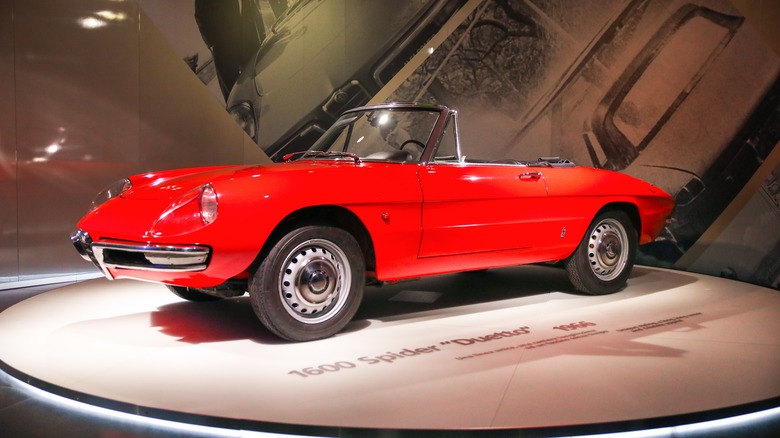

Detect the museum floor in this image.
[1,265,779,437]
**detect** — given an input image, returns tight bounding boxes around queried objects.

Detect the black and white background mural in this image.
[0,0,778,289]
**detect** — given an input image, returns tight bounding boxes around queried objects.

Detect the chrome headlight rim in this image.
[199,184,219,225]
[148,184,219,238]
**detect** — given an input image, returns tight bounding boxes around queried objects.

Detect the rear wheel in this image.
[565,210,637,295]
[250,226,364,341]
[166,285,222,302]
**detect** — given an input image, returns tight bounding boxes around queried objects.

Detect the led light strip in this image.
[570,406,780,438]
[2,369,285,437]
[2,367,778,437]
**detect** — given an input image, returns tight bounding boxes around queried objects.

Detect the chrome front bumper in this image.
[71,229,211,280]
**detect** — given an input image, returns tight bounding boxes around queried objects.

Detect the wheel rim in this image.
[587,218,629,281]
[279,239,351,324]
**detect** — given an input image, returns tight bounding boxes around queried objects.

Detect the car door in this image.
[417,162,550,258]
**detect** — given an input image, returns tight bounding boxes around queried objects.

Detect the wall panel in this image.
[0,0,18,283]
[0,0,267,289]
[14,0,141,279]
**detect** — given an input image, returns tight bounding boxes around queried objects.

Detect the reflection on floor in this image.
[1,266,779,436]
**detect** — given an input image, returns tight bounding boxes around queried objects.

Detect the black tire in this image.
[166,285,222,302]
[250,226,364,341]
[565,210,637,295]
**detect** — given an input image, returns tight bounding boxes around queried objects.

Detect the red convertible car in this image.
[72,103,673,341]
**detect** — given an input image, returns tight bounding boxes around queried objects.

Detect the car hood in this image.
[120,161,361,201]
[120,165,247,201]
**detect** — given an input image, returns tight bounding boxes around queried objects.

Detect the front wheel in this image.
[565,210,637,295]
[250,226,364,341]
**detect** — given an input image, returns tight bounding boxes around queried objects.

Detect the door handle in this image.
[519,172,542,181]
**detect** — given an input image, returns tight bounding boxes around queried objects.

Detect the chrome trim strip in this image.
[71,229,211,280]
[344,102,448,114]
[92,243,210,275]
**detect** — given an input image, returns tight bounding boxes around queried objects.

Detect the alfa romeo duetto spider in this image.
[72,103,674,341]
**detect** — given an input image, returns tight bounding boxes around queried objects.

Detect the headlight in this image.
[149,184,218,237]
[200,185,218,225]
[228,102,257,139]
[90,178,131,211]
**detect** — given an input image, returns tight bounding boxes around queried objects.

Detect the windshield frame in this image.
[303,103,452,164]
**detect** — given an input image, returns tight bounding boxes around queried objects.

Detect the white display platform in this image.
[0,266,778,432]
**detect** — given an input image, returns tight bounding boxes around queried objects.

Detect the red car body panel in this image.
[76,159,673,287]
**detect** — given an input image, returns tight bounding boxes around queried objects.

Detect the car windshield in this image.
[305,107,441,162]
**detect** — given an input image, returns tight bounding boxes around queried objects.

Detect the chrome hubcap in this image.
[587,218,628,281]
[280,239,351,324]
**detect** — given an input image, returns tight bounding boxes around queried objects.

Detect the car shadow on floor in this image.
[150,297,283,344]
[148,265,697,344]
[355,264,577,321]
[149,265,575,344]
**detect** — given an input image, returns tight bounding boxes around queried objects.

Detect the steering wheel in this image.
[399,139,425,160]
